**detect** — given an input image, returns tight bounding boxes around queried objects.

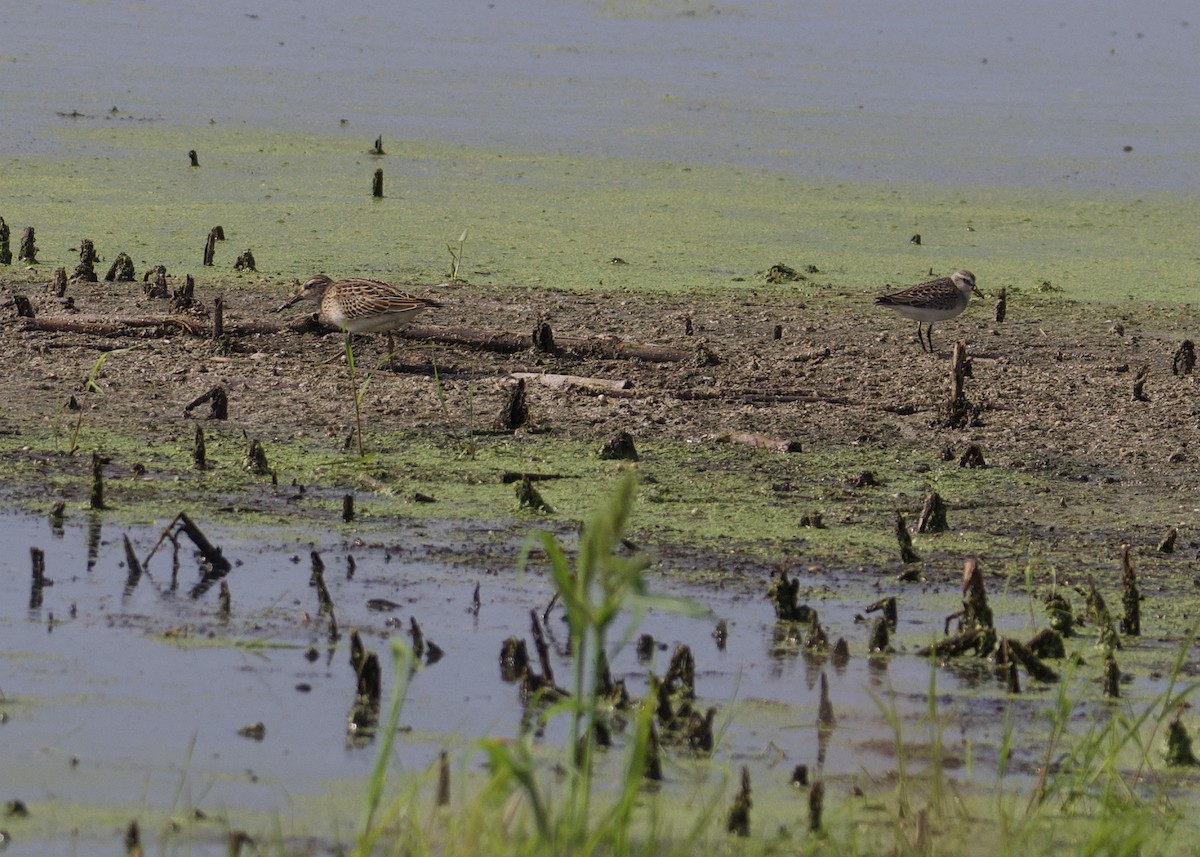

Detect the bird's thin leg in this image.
[925,324,936,353]
[916,323,930,353]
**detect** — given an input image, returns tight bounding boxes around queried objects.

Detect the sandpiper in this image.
[279,274,441,350]
[874,270,979,352]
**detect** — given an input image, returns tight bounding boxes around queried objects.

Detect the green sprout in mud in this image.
[447,228,468,283]
[58,347,136,455]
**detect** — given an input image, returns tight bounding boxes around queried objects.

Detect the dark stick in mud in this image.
[372,168,383,197]
[726,766,751,836]
[193,424,207,470]
[915,490,948,533]
[203,230,216,266]
[895,512,920,563]
[143,512,232,576]
[29,547,46,610]
[342,494,354,523]
[529,609,556,686]
[122,534,143,590]
[188,149,199,167]
[436,750,450,807]
[1119,544,1140,636]
[89,451,106,510]
[945,340,972,428]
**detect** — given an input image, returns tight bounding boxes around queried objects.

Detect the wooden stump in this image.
[18,226,37,263]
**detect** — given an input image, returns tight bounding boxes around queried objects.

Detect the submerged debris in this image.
[1044,592,1075,636]
[1165,708,1200,766]
[1103,652,1120,698]
[767,568,813,623]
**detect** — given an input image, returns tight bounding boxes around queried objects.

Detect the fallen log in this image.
[12,312,693,362]
[14,314,207,336]
[711,431,801,453]
[509,371,632,394]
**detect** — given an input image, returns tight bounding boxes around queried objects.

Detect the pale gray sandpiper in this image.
[278,274,441,350]
[874,270,979,352]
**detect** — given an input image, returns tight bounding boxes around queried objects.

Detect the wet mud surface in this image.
[1,269,1198,852]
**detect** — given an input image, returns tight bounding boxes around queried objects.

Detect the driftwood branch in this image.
[13,312,694,362]
[711,431,801,453]
[14,315,208,336]
[509,371,632,394]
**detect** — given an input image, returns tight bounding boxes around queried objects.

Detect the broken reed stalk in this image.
[915,490,948,533]
[436,750,451,807]
[944,340,972,428]
[529,608,556,686]
[29,547,46,610]
[1103,653,1120,698]
[809,780,825,832]
[1133,366,1150,401]
[372,168,383,198]
[122,534,143,590]
[493,377,529,430]
[219,580,231,616]
[310,551,334,614]
[193,424,207,470]
[818,672,836,728]
[142,512,232,575]
[726,766,752,837]
[895,512,920,563]
[1119,544,1140,636]
[994,286,1007,323]
[409,617,426,660]
[89,451,106,509]
[960,557,994,631]
[342,494,355,523]
[203,230,216,266]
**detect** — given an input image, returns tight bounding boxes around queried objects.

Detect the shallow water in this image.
[2,0,1197,189]
[0,506,1059,848]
